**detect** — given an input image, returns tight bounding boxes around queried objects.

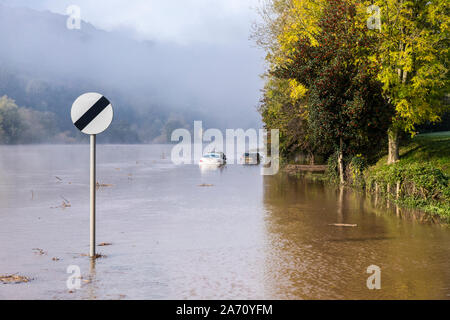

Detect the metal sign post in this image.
[71,92,113,258]
[90,134,96,257]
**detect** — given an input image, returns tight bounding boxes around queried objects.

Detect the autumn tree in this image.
[259,76,326,162]
[368,0,450,163]
[274,0,393,183]
[254,0,329,162]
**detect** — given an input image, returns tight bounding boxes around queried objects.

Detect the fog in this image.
[0,1,265,131]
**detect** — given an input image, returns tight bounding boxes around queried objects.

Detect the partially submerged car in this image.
[199,152,226,166]
[241,152,261,165]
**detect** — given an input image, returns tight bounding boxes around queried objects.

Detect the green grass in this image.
[372,131,450,174]
[399,131,450,175]
[366,131,450,221]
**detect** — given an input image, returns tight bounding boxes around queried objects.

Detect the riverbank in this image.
[365,131,450,222]
[282,131,450,223]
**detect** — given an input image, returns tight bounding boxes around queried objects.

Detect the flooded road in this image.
[0,145,449,299]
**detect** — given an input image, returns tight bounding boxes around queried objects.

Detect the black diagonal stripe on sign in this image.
[74,96,110,131]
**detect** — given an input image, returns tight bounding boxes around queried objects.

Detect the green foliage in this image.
[259,77,322,158]
[326,151,340,182]
[275,0,393,159]
[349,154,367,188]
[367,162,449,200]
[0,95,24,144]
[365,132,450,217]
[396,197,450,220]
[0,95,58,144]
[368,0,450,133]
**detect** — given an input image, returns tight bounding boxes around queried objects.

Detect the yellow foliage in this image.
[288,79,308,101]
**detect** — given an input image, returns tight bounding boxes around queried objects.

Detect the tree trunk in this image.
[338,138,345,185]
[388,127,400,164]
[309,152,315,166]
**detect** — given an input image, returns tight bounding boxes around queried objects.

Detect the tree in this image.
[0,95,23,144]
[259,76,326,162]
[254,0,331,162]
[275,0,394,183]
[368,0,450,163]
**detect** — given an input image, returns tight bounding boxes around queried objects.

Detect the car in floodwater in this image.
[199,152,226,166]
[241,152,261,165]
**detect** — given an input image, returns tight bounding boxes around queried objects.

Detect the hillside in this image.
[0,4,263,143]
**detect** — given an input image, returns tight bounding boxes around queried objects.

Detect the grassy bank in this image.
[365,131,450,221]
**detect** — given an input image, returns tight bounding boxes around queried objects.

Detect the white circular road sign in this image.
[71,92,113,135]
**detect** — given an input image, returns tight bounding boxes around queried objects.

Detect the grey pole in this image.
[90,134,96,257]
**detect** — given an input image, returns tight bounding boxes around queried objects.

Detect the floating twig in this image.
[96,182,114,189]
[328,223,357,227]
[0,274,30,284]
[33,248,47,255]
[51,200,71,209]
[98,242,112,247]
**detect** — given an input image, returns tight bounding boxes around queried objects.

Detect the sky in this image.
[0,0,262,45]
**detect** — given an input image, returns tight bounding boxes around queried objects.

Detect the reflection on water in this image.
[263,174,450,299]
[87,259,97,300]
[199,164,227,174]
[0,145,449,299]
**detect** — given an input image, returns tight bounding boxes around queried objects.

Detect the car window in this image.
[205,153,220,158]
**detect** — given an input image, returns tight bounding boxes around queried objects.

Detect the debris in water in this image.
[198,184,214,187]
[98,242,112,247]
[51,200,71,209]
[80,253,106,259]
[62,201,71,208]
[33,248,47,255]
[55,176,62,182]
[0,274,30,284]
[96,182,114,189]
[52,257,60,261]
[328,223,357,227]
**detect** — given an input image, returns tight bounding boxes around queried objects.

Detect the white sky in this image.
[1,0,261,45]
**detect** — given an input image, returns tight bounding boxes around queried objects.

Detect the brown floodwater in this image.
[0,145,449,299]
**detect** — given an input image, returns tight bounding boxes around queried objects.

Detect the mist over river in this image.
[0,145,449,299]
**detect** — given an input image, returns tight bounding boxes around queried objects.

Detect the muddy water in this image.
[0,145,449,299]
